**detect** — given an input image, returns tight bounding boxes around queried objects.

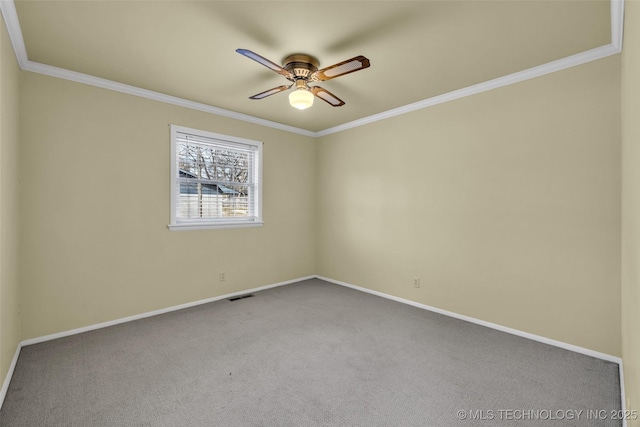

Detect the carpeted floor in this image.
[0,279,621,426]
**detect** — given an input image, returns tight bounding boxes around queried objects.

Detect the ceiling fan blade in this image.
[313,55,370,81]
[249,84,292,100]
[310,86,346,107]
[236,49,293,79]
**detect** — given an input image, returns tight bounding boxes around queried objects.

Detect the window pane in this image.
[172,127,260,226]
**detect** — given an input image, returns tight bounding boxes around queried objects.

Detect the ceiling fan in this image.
[236,49,371,110]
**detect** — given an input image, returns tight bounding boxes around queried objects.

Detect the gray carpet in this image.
[0,279,621,426]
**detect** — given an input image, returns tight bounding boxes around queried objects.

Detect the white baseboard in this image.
[21,276,314,346]
[620,362,628,427]
[0,344,21,410]
[316,275,622,364]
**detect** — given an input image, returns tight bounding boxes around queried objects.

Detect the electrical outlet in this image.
[413,278,420,288]
[219,272,226,282]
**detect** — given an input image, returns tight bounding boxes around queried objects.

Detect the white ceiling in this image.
[3,1,621,135]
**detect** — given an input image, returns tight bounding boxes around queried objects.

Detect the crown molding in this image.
[315,44,621,137]
[611,0,625,51]
[0,0,27,68]
[1,0,625,138]
[22,61,316,138]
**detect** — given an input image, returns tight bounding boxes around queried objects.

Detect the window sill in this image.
[168,221,264,231]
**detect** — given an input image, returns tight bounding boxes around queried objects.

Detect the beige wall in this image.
[622,0,640,422]
[0,17,21,387]
[18,72,316,339]
[317,55,622,356]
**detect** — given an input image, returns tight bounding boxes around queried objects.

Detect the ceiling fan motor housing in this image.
[283,54,320,80]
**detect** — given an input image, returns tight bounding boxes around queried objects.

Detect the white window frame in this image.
[168,125,263,231]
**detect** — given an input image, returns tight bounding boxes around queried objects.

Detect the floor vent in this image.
[229,294,255,302]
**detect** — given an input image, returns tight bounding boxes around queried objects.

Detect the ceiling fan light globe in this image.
[289,89,314,110]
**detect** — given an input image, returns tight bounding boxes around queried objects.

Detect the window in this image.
[169,125,263,231]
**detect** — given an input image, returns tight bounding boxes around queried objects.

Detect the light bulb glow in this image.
[289,89,314,110]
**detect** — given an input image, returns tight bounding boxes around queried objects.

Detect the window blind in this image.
[175,130,260,223]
